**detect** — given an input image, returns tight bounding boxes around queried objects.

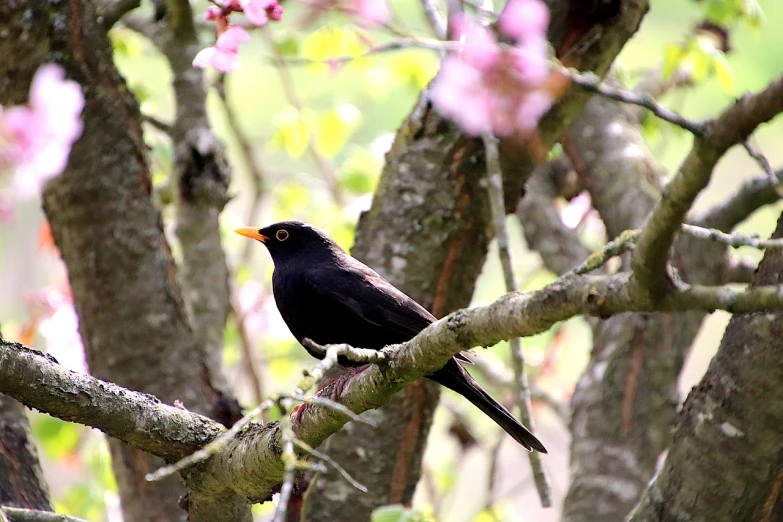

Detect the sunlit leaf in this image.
[711,52,735,93]
[662,44,685,80]
[340,147,381,194]
[271,107,316,158]
[387,51,438,91]
[316,104,363,157]
[32,415,81,459]
[300,25,365,73]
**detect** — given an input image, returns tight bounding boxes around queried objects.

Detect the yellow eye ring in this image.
[276,229,289,241]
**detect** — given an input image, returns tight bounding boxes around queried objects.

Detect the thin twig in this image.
[229,297,266,411]
[141,113,173,134]
[483,433,505,514]
[471,356,569,423]
[570,223,783,277]
[145,390,370,482]
[680,224,783,250]
[420,0,447,39]
[743,139,783,198]
[273,428,297,522]
[481,134,552,507]
[566,68,707,136]
[291,437,367,492]
[1,507,89,522]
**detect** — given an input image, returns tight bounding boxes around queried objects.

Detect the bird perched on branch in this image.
[235,221,546,453]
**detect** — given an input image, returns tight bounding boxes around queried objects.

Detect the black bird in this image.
[235,221,546,453]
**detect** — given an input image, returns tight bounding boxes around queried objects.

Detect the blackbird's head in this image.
[235,221,342,264]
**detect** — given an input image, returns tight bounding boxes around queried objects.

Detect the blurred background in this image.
[1,0,781,520]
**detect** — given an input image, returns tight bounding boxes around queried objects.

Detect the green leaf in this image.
[31,415,81,459]
[271,108,316,158]
[316,104,362,158]
[662,44,685,80]
[711,51,735,93]
[372,504,407,522]
[340,147,380,193]
[300,25,365,72]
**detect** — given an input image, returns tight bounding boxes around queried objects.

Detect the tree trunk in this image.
[0,0,246,520]
[302,1,650,518]
[628,207,783,521]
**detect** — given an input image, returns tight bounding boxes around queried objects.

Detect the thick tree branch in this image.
[5,267,783,505]
[694,170,783,231]
[632,76,783,298]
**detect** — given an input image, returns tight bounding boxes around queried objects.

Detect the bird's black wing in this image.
[305,258,474,364]
[305,260,434,341]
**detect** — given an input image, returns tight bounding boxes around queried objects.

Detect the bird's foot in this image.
[289,366,370,428]
[328,365,370,400]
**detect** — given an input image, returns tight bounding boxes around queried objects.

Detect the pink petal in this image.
[512,37,550,87]
[203,6,223,20]
[267,2,283,21]
[459,23,500,72]
[216,25,251,52]
[211,48,241,72]
[352,0,389,24]
[192,46,217,69]
[499,0,550,41]
[515,90,553,133]
[241,0,270,26]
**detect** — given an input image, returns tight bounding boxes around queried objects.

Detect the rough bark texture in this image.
[629,209,783,522]
[559,92,731,522]
[0,395,52,512]
[302,2,650,518]
[165,0,235,404]
[0,1,245,520]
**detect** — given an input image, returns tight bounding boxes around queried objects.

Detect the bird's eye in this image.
[276,229,289,241]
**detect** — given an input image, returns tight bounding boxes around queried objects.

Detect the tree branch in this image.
[5,263,783,504]
[1,507,87,522]
[482,134,551,506]
[694,171,783,231]
[631,76,783,298]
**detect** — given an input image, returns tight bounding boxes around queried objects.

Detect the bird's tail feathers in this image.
[431,359,547,453]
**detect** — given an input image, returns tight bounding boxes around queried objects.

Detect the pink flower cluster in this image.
[430,0,554,137]
[0,65,84,197]
[194,0,283,72]
[303,0,389,25]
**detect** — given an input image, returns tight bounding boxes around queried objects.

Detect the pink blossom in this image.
[302,0,389,25]
[353,0,389,24]
[430,9,554,137]
[431,57,492,135]
[458,21,501,72]
[240,0,282,26]
[0,64,84,198]
[203,6,223,20]
[193,25,251,72]
[499,0,550,41]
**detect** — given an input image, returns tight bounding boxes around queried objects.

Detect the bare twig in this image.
[229,297,266,410]
[566,68,706,136]
[680,224,783,250]
[0,507,88,522]
[632,76,783,296]
[291,437,367,492]
[482,134,552,507]
[743,139,783,197]
[420,0,447,39]
[141,113,172,134]
[273,430,297,522]
[99,0,141,28]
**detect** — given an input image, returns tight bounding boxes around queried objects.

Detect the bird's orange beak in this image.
[234,227,268,243]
